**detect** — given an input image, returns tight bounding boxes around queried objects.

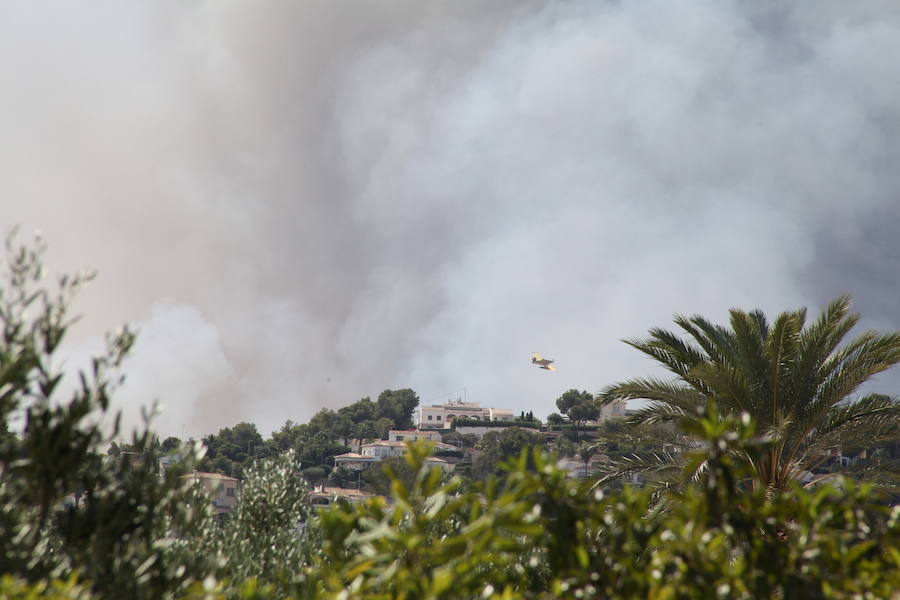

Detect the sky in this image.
[2,1,899,439]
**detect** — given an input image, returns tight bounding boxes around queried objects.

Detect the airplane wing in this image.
[545,365,557,371]
[532,352,543,361]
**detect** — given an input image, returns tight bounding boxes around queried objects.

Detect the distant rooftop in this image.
[333,452,370,459]
[363,440,407,448]
[388,429,439,434]
[425,400,482,408]
[310,486,375,499]
[181,471,238,481]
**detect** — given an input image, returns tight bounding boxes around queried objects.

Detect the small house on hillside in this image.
[182,471,239,515]
[333,442,455,473]
[332,452,380,470]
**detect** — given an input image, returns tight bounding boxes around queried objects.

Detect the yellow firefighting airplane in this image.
[531,352,556,371]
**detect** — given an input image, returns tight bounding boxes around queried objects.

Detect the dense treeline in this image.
[2,235,899,599]
[109,389,422,483]
[192,388,419,480]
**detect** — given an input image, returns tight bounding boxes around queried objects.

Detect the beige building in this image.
[417,400,514,429]
[182,471,239,515]
[600,400,627,421]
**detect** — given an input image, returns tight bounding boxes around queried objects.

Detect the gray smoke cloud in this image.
[2,1,898,438]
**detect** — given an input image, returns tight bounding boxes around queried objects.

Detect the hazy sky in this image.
[2,1,898,438]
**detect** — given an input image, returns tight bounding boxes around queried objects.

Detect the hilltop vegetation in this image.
[1,235,899,599]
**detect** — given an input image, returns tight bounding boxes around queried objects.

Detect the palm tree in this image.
[598,295,900,492]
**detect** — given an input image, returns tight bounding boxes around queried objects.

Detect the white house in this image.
[361,440,407,458]
[360,439,457,457]
[417,400,514,429]
[332,452,381,470]
[333,440,455,473]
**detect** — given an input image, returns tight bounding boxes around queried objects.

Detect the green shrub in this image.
[308,414,900,599]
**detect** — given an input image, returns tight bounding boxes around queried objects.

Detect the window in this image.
[226,487,235,497]
[428,415,433,421]
[436,415,442,421]
[395,436,402,441]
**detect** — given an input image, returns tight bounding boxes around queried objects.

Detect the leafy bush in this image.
[201,451,316,595]
[309,414,900,599]
[0,233,213,599]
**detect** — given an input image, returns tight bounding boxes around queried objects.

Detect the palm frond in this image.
[783,398,898,484]
[591,449,683,488]
[727,309,775,417]
[803,295,857,362]
[762,311,802,421]
[803,395,900,452]
[795,296,856,377]
[674,314,731,366]
[625,402,689,426]
[597,377,704,409]
[811,332,900,418]
[625,327,709,382]
[687,361,756,416]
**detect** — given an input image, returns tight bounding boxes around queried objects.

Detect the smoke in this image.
[1,1,898,437]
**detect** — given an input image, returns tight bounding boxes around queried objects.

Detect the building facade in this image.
[600,399,627,421]
[333,440,455,473]
[417,400,514,429]
[182,471,239,515]
[388,429,443,443]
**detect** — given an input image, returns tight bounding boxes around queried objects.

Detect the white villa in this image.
[417,400,514,429]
